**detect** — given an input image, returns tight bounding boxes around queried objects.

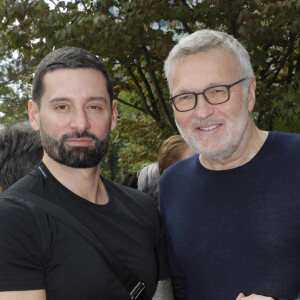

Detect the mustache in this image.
[191,117,226,127]
[60,131,99,142]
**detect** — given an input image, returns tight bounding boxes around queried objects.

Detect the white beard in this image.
[176,102,251,163]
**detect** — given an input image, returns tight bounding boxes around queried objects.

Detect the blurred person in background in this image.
[137,162,160,207]
[0,121,43,192]
[157,135,195,175]
[121,172,138,189]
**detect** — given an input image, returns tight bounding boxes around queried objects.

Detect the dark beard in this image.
[40,129,109,168]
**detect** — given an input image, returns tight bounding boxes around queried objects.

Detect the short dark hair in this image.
[0,122,43,191]
[121,172,138,189]
[32,47,113,106]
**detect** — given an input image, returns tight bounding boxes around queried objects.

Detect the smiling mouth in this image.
[199,124,221,131]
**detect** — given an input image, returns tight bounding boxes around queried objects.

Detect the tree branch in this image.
[115,96,147,114]
[266,34,296,89]
[137,65,160,121]
[126,66,159,121]
[49,0,57,7]
[80,0,88,13]
[181,22,193,34]
[179,0,193,12]
[141,45,176,130]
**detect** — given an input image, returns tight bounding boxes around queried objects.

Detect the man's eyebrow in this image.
[173,89,193,95]
[196,81,230,89]
[173,81,229,95]
[48,96,107,103]
[49,97,69,103]
[206,81,228,87]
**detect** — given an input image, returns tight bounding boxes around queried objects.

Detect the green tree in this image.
[0,0,299,177]
[0,47,37,123]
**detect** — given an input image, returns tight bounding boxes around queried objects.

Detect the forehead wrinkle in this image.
[88,96,107,102]
[48,97,70,103]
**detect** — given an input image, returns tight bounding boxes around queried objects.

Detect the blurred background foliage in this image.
[0,0,299,182]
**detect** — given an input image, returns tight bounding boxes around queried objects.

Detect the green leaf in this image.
[59,29,65,40]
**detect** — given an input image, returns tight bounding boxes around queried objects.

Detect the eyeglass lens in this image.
[173,86,229,111]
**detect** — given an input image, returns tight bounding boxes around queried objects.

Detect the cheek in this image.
[219,98,245,121]
[91,117,112,133]
[40,114,67,137]
[174,111,193,127]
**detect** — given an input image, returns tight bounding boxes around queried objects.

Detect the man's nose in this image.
[70,109,91,132]
[193,93,214,119]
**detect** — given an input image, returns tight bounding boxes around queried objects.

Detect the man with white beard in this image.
[159,29,300,300]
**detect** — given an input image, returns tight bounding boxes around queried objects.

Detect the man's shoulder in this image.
[270,131,300,154]
[2,165,43,196]
[0,187,52,288]
[0,165,46,221]
[160,154,198,183]
[103,178,162,232]
[272,131,300,141]
[0,189,52,245]
[104,177,148,196]
[103,177,157,211]
[0,193,38,219]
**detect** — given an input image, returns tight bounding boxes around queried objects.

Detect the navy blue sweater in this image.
[160,131,300,300]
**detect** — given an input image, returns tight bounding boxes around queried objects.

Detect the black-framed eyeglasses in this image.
[170,78,248,112]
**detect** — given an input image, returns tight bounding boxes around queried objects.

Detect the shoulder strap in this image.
[4,190,145,300]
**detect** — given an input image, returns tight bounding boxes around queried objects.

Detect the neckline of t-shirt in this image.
[195,131,275,175]
[37,163,116,212]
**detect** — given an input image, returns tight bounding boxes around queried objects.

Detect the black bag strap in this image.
[4,190,145,300]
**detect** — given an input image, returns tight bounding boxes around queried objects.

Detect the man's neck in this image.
[42,155,109,205]
[200,127,269,171]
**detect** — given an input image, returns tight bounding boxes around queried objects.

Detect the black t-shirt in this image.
[0,163,170,300]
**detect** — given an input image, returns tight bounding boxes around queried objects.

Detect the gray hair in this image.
[137,162,160,206]
[0,121,43,191]
[164,29,254,94]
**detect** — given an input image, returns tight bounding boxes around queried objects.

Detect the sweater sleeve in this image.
[166,242,187,300]
[278,293,300,300]
[0,197,50,291]
[159,186,186,299]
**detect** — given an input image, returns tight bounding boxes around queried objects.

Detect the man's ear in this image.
[109,101,117,131]
[28,100,40,131]
[247,78,256,113]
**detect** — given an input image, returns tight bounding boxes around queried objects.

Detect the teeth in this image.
[200,125,220,131]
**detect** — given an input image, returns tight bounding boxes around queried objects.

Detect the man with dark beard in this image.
[0,47,172,300]
[159,29,300,300]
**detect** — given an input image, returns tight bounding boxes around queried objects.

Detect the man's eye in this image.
[211,88,226,94]
[55,105,68,110]
[89,105,102,110]
[213,89,223,93]
[178,94,193,101]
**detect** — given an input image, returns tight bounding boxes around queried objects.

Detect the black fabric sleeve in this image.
[155,211,171,281]
[0,197,50,291]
